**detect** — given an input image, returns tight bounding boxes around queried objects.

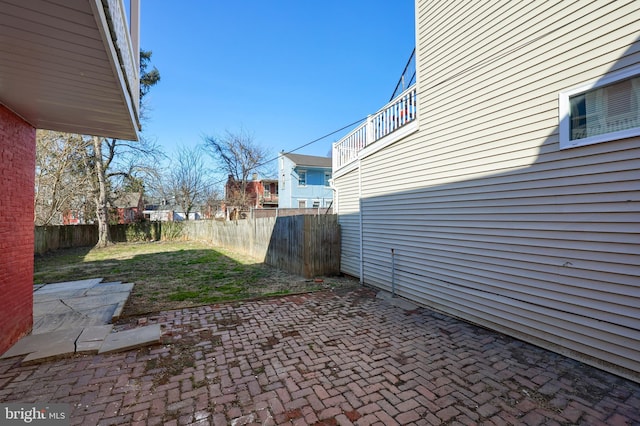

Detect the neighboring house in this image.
[144,206,202,222]
[144,209,175,222]
[332,1,640,382]
[173,211,201,221]
[261,178,279,208]
[279,153,333,209]
[225,174,279,212]
[0,0,140,355]
[63,209,84,225]
[112,192,144,224]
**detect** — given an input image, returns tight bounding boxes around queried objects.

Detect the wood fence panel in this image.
[183,215,340,278]
[304,215,341,278]
[265,216,305,276]
[34,225,98,254]
[34,223,162,254]
[184,218,276,261]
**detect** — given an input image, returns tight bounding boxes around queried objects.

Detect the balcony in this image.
[0,0,140,140]
[333,85,417,172]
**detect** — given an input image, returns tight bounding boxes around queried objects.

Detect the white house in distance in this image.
[279,152,333,209]
[332,1,640,382]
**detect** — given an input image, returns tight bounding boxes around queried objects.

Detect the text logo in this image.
[1,404,69,425]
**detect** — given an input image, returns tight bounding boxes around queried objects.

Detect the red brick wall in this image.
[0,105,35,355]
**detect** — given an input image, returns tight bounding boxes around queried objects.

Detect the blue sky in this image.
[139,1,415,163]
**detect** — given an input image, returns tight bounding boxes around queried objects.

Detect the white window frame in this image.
[298,170,307,186]
[559,65,640,149]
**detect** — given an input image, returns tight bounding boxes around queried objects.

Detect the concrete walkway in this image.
[0,287,638,425]
[1,279,160,364]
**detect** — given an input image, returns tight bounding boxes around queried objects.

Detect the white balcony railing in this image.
[104,0,140,121]
[333,85,417,170]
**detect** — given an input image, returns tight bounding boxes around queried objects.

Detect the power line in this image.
[208,116,367,188]
[257,116,367,169]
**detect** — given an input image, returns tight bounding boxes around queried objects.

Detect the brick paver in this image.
[1,287,639,425]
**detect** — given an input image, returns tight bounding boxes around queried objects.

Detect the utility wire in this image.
[208,116,367,188]
[257,116,367,169]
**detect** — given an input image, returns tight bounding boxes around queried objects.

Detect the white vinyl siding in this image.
[334,0,640,381]
[334,168,361,278]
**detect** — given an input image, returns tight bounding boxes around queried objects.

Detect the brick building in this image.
[0,0,141,355]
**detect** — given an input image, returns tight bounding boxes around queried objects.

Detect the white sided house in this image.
[332,1,640,382]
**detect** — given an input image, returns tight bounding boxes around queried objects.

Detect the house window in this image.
[559,68,640,149]
[324,172,331,186]
[298,170,307,186]
[298,200,306,208]
[264,186,271,197]
[312,200,320,208]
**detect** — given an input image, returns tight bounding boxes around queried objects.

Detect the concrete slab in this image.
[0,328,83,359]
[74,306,118,325]
[85,282,133,296]
[32,307,115,334]
[22,339,79,364]
[76,325,114,354]
[1,278,149,362]
[112,300,127,321]
[32,312,91,335]
[33,278,103,294]
[62,293,127,310]
[32,280,130,334]
[32,299,75,316]
[33,289,89,302]
[98,324,161,354]
[84,282,133,296]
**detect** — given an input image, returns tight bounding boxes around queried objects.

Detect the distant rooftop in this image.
[282,153,332,168]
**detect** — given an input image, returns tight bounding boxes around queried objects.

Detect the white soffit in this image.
[0,0,139,140]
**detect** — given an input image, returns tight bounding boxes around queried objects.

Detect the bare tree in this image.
[164,146,213,220]
[79,134,164,246]
[203,129,269,210]
[33,51,161,246]
[85,50,161,247]
[34,131,91,225]
[81,136,111,246]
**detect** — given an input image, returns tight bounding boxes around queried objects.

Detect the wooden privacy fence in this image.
[34,222,162,254]
[183,215,340,278]
[35,216,341,278]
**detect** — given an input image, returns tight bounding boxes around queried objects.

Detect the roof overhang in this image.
[0,0,140,140]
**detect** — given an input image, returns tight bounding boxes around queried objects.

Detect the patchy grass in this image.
[34,240,357,316]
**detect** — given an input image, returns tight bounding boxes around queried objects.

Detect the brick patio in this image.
[1,287,638,425]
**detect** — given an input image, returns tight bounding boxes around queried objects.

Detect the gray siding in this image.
[335,0,640,381]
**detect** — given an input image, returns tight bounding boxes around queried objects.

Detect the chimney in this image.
[252,173,258,181]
